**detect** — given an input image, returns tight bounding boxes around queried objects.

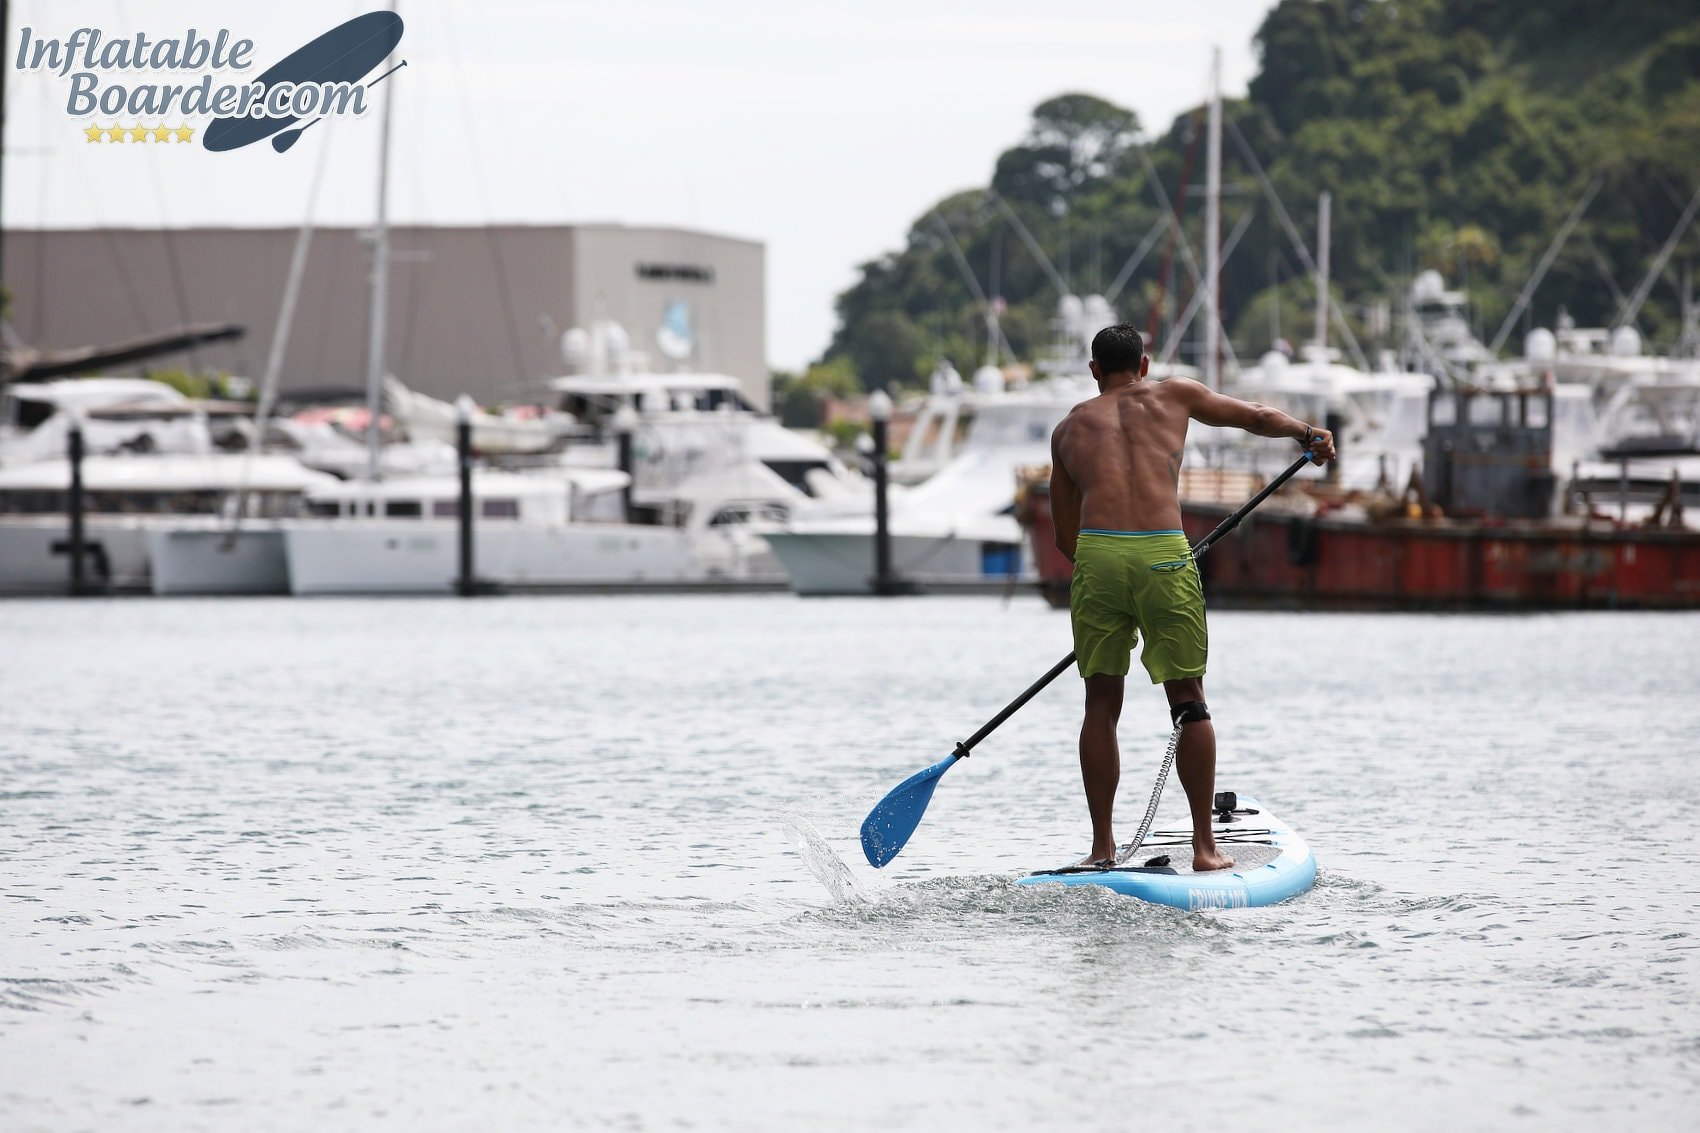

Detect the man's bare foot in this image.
[1073,850,1116,869]
[1193,844,1235,872]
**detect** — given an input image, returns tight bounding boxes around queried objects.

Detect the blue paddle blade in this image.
[860,755,960,868]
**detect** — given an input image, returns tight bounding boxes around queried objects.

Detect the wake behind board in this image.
[1017,794,1315,910]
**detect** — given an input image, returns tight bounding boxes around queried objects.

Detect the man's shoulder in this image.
[1051,398,1100,462]
[1155,376,1206,401]
[1054,397,1093,432]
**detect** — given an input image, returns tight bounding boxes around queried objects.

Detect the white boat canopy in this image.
[0,453,336,493]
[304,467,631,504]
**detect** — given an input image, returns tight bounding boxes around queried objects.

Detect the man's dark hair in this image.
[1091,324,1145,374]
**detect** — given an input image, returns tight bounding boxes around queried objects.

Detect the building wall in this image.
[3,223,767,409]
[567,224,767,406]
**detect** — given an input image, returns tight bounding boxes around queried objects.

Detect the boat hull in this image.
[283,520,727,595]
[1177,504,1700,610]
[0,517,154,594]
[1018,484,1700,610]
[147,528,290,595]
[761,529,1026,596]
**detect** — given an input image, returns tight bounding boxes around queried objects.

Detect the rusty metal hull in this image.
[1177,506,1700,610]
[1017,477,1700,610]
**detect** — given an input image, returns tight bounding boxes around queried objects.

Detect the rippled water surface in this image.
[2,597,1697,1130]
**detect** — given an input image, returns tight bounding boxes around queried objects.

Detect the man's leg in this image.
[1163,677,1234,871]
[1078,674,1124,864]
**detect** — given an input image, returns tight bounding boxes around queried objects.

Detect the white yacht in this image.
[0,377,218,466]
[763,373,1097,595]
[384,376,573,455]
[890,362,976,486]
[759,284,1222,596]
[280,465,781,594]
[0,452,335,594]
[546,355,873,578]
[1425,312,1700,523]
[1544,327,1700,521]
[1192,346,1441,491]
[549,368,855,500]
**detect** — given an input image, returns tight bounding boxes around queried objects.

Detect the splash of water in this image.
[776,812,867,905]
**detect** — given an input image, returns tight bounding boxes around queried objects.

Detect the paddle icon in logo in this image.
[203,10,405,153]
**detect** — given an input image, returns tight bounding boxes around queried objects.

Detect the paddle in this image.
[859,450,1316,868]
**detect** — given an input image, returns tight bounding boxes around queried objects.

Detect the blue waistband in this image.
[1078,528,1185,537]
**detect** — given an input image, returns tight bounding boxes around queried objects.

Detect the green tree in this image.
[847,311,927,390]
[819,1,1700,379]
[990,93,1141,216]
[774,357,860,429]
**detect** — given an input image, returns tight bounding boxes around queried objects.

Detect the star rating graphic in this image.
[84,123,197,145]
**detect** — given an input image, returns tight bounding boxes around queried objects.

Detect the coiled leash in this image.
[1114,700,1210,866]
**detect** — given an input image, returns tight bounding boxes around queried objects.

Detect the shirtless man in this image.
[1049,324,1335,871]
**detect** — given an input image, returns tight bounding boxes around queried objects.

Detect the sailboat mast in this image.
[362,57,395,481]
[1203,46,1222,390]
[1314,191,1331,353]
[1684,260,1696,357]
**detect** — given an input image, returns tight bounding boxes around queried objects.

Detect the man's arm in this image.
[1172,378,1336,462]
[1049,426,1083,563]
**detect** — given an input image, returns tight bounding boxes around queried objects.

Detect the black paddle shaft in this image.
[951,451,1314,759]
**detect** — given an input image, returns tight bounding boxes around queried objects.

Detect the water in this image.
[2,596,1697,1130]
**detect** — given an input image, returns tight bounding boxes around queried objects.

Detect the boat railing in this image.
[1177,467,1272,508]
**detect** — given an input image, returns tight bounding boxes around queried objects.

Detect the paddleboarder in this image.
[1049,324,1334,871]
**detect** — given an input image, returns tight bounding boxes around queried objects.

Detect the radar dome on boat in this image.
[973,364,1005,394]
[561,327,590,371]
[1058,293,1084,324]
[930,360,963,396]
[602,321,631,360]
[1083,294,1116,330]
[1411,270,1445,304]
[1609,326,1642,357]
[1524,328,1556,362]
[1259,350,1289,381]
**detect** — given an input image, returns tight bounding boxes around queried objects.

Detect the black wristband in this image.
[1301,424,1314,447]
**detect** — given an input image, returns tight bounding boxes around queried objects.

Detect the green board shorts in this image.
[1070,530,1208,683]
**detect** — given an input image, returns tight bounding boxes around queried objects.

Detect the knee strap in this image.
[1171,700,1211,726]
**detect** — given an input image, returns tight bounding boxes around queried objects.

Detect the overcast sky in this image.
[3,0,1276,371]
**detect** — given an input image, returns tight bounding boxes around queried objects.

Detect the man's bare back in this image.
[1051,378,1193,539]
[1049,353,1336,560]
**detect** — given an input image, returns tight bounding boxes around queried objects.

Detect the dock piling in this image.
[67,409,87,597]
[456,394,476,597]
[869,389,897,595]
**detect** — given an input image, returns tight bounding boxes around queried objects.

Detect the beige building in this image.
[3,222,769,409]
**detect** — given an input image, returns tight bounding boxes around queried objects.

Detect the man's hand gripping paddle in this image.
[859,450,1318,868]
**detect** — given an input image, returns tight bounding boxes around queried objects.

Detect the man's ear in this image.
[1139,354,1150,378]
[1088,359,1101,381]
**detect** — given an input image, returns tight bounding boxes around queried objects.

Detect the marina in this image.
[4,1,1700,1129]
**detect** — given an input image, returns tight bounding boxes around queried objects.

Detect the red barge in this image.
[1017,388,1700,610]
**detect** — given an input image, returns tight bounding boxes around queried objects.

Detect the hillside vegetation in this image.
[794,0,1700,397]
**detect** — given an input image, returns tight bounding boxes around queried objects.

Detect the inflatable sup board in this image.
[1018,793,1315,910]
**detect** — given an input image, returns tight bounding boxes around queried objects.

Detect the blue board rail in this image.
[1017,795,1316,910]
